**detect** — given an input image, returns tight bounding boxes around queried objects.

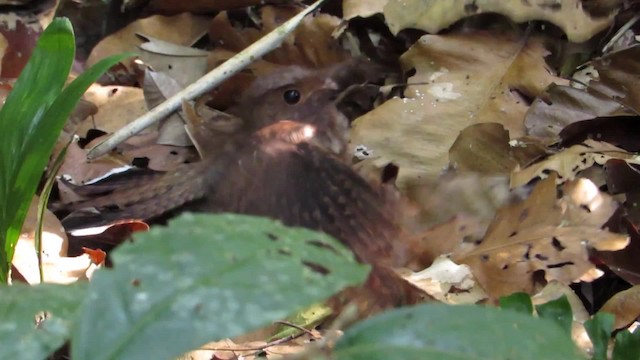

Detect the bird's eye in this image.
[283,89,301,104]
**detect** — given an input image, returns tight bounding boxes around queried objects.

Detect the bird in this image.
[61,59,404,266]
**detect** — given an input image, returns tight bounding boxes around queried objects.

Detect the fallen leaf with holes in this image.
[403,213,491,268]
[79,84,148,134]
[452,175,628,300]
[599,285,640,330]
[351,32,565,186]
[510,140,640,188]
[12,197,96,284]
[378,0,614,43]
[137,34,209,88]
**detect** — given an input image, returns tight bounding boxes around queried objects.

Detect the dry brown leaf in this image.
[142,68,191,146]
[180,332,320,360]
[379,0,615,43]
[0,13,41,78]
[137,35,209,87]
[599,285,640,330]
[55,142,128,203]
[511,140,640,188]
[525,84,629,140]
[80,84,148,135]
[597,218,640,285]
[206,6,350,109]
[405,215,488,267]
[400,255,488,304]
[148,0,298,14]
[343,0,387,19]
[452,175,628,300]
[351,32,564,186]
[531,281,593,354]
[86,13,210,68]
[525,46,640,140]
[12,197,95,284]
[402,173,511,236]
[591,46,640,111]
[449,123,518,174]
[209,6,348,68]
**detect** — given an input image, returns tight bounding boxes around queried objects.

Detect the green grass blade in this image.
[0,18,75,282]
[0,15,132,282]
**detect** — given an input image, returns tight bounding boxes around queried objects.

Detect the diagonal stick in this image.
[87,0,326,160]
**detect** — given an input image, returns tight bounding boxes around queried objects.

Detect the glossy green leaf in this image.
[499,292,533,315]
[71,213,369,360]
[613,329,640,360]
[535,295,573,334]
[585,312,615,360]
[0,283,86,360]
[334,303,584,360]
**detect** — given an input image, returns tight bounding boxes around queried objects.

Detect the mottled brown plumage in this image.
[63,60,401,265]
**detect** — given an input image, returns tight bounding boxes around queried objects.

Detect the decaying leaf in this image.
[86,13,210,69]
[449,123,518,175]
[12,197,96,284]
[511,140,640,188]
[400,255,487,304]
[137,34,209,87]
[599,285,640,330]
[379,0,614,42]
[206,6,350,109]
[525,84,629,140]
[408,215,488,268]
[597,218,640,285]
[532,281,593,354]
[351,32,564,186]
[142,68,192,147]
[80,84,148,134]
[526,46,640,140]
[591,45,640,111]
[453,175,628,300]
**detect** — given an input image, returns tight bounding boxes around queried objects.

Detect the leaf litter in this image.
[3,0,640,358]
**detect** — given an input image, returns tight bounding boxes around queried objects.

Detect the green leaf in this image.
[71,213,369,360]
[499,292,533,315]
[0,18,74,282]
[584,312,614,360]
[0,17,130,282]
[535,295,573,334]
[613,329,640,360]
[0,283,86,360]
[334,303,584,360]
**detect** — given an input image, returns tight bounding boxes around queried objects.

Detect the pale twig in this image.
[86,0,326,160]
[602,13,640,54]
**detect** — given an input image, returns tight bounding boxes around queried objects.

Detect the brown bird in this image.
[62,59,403,265]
